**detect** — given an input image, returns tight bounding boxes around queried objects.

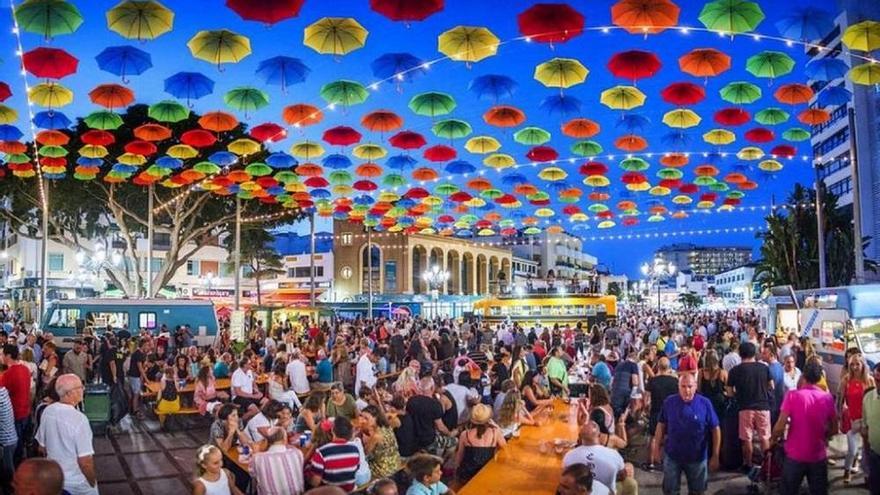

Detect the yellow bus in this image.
[473,294,617,327]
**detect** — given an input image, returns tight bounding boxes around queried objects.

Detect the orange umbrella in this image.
[559,187,582,198]
[180,169,205,182]
[678,48,731,79]
[0,141,27,153]
[355,162,383,177]
[724,172,748,183]
[199,111,239,132]
[134,123,172,142]
[611,0,680,34]
[453,204,469,213]
[410,203,431,215]
[739,180,758,190]
[694,164,719,176]
[522,217,539,226]
[483,105,526,128]
[514,183,538,195]
[617,199,637,210]
[361,110,403,133]
[589,191,611,201]
[282,104,323,127]
[660,153,689,167]
[561,118,600,138]
[295,163,324,177]
[484,212,502,222]
[89,83,135,109]
[35,129,69,145]
[467,177,492,190]
[615,134,648,151]
[774,84,813,105]
[226,170,251,182]
[798,108,830,125]
[412,167,439,181]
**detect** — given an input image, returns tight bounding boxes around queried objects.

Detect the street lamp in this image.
[422,265,449,319]
[640,258,677,310]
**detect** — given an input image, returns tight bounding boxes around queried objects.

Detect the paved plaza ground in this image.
[92,415,870,495]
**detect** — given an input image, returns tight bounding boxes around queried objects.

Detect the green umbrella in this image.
[754,108,790,125]
[244,162,272,177]
[236,190,254,199]
[38,145,67,157]
[693,176,717,186]
[657,168,684,179]
[382,173,406,187]
[193,161,221,175]
[720,81,762,104]
[385,206,407,218]
[588,203,609,213]
[559,196,578,203]
[320,80,369,107]
[513,126,551,145]
[148,100,189,123]
[432,118,472,140]
[5,153,30,163]
[710,182,730,192]
[499,219,515,227]
[782,127,811,142]
[570,140,603,157]
[224,87,269,114]
[523,226,542,235]
[434,182,459,195]
[84,110,123,130]
[480,188,504,199]
[274,171,298,184]
[698,0,765,34]
[727,190,745,199]
[619,157,649,171]
[14,0,83,39]
[746,51,795,79]
[527,191,550,201]
[648,214,665,222]
[146,164,171,177]
[409,92,456,117]
[459,213,478,223]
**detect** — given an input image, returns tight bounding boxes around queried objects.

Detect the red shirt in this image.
[678,353,698,373]
[0,363,31,420]
[533,344,547,361]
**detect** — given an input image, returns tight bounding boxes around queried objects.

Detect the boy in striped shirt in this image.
[308,417,362,492]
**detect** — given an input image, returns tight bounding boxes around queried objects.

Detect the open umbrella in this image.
[534,57,588,89]
[517,3,584,44]
[84,111,122,130]
[14,0,83,39]
[188,29,251,67]
[438,26,499,64]
[608,50,661,82]
[226,0,304,24]
[540,95,582,117]
[850,63,880,86]
[466,136,501,154]
[371,52,425,85]
[432,119,472,140]
[616,114,651,133]
[611,0,680,34]
[714,107,751,126]
[164,71,214,102]
[698,0,764,34]
[282,104,322,127]
[361,110,403,133]
[678,48,731,80]
[746,51,795,80]
[804,58,849,81]
[256,56,309,92]
[562,118,600,138]
[28,82,73,108]
[199,111,238,132]
[96,45,152,81]
[720,81,761,104]
[754,108,789,125]
[468,74,517,101]
[389,131,427,150]
[304,17,368,56]
[224,87,270,115]
[23,47,78,79]
[370,0,443,23]
[600,85,646,110]
[513,126,551,145]
[107,0,174,40]
[89,83,134,109]
[320,80,369,107]
[818,86,852,107]
[148,100,189,122]
[774,83,813,104]
[483,105,525,127]
[322,126,362,146]
[409,91,456,117]
[774,7,833,41]
[842,20,880,52]
[661,82,705,106]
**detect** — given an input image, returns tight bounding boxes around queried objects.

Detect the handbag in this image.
[841,407,851,434]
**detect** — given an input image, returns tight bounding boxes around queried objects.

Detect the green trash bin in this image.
[83,383,111,435]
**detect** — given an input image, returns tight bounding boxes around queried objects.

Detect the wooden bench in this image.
[154,405,201,415]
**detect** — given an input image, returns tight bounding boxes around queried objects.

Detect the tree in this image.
[0,105,303,297]
[606,281,623,298]
[753,183,876,292]
[224,226,285,306]
[677,291,703,308]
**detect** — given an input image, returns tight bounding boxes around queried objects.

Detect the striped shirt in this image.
[249,444,305,495]
[0,387,18,447]
[309,439,361,492]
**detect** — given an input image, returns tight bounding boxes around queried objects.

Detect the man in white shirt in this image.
[35,374,98,495]
[231,358,262,421]
[722,341,742,373]
[286,349,311,395]
[563,420,629,495]
[444,373,480,425]
[354,345,377,397]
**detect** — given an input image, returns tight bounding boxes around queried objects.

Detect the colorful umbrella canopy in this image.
[468,74,517,101]
[850,63,880,86]
[746,51,795,79]
[89,83,134,109]
[23,47,78,79]
[303,17,368,56]
[14,0,83,39]
[96,45,152,80]
[361,110,403,133]
[409,91,456,117]
[164,71,214,102]
[106,0,174,40]
[678,48,731,79]
[774,7,834,41]
[224,87,270,114]
[754,108,790,125]
[562,118,600,138]
[226,0,304,24]
[320,80,369,107]
[188,29,251,67]
[842,20,880,52]
[774,83,813,104]
[438,26,499,63]
[608,50,662,81]
[720,81,761,104]
[370,0,443,22]
[805,58,850,81]
[698,0,764,34]
[371,52,425,84]
[611,0,680,34]
[28,82,73,108]
[282,104,322,126]
[517,3,585,44]
[600,85,646,110]
[484,105,526,127]
[256,56,309,92]
[534,57,589,89]
[661,82,705,106]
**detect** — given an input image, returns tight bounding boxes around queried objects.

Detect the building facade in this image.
[712,264,758,305]
[654,243,752,277]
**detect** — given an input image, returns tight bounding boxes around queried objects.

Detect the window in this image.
[220,262,233,276]
[812,127,849,157]
[87,311,129,329]
[48,253,64,272]
[138,312,157,329]
[153,232,171,249]
[47,308,80,328]
[817,153,849,180]
[811,103,848,134]
[820,320,846,351]
[828,176,852,197]
[385,261,397,292]
[341,232,353,246]
[292,266,324,278]
[187,259,200,276]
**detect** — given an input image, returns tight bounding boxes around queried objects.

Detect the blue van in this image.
[41,299,220,349]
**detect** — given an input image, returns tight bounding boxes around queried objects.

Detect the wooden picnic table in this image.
[144,374,269,396]
[458,399,578,495]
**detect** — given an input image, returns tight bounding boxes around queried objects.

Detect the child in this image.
[156,365,180,429]
[405,454,455,495]
[192,444,242,495]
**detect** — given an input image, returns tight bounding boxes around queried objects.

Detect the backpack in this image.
[160,380,178,402]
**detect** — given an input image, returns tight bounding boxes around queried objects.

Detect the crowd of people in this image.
[0,305,878,495]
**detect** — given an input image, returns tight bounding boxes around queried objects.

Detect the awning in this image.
[263,288,323,306]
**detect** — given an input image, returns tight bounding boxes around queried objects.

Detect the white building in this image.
[510,255,539,285]
[712,264,758,305]
[675,270,714,298]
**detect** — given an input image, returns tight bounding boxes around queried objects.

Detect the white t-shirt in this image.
[231,368,254,397]
[246,412,271,443]
[355,354,377,396]
[35,402,98,495]
[286,359,310,395]
[591,480,611,495]
[445,383,479,424]
[722,352,742,373]
[562,445,625,490]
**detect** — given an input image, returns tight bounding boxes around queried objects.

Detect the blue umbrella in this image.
[333,212,349,221]
[44,173,66,180]
[208,151,237,166]
[256,56,310,92]
[502,173,528,186]
[539,95,582,118]
[311,188,331,199]
[549,181,570,193]
[111,163,137,174]
[0,125,23,141]
[266,152,297,169]
[468,74,517,101]
[227,184,241,194]
[804,58,849,81]
[95,46,152,82]
[354,195,375,205]
[156,156,183,169]
[510,211,527,220]
[371,53,426,83]
[397,217,414,227]
[396,198,416,209]
[775,8,834,41]
[616,114,651,133]
[445,160,476,174]
[267,186,286,195]
[76,157,103,167]
[164,72,214,102]
[33,111,71,129]
[456,229,474,238]
[386,154,417,169]
[818,85,852,106]
[321,153,352,169]
[661,131,692,148]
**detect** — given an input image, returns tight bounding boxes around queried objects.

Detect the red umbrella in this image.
[770,144,796,158]
[517,3,585,44]
[361,110,403,133]
[660,82,705,106]
[370,0,444,22]
[22,47,78,79]
[530,198,551,206]
[389,130,427,150]
[133,123,172,142]
[744,128,774,143]
[597,211,614,219]
[255,177,279,189]
[124,140,157,156]
[40,156,66,167]
[579,161,608,175]
[621,171,647,184]
[81,129,115,146]
[423,144,456,162]
[180,129,217,148]
[622,217,639,226]
[495,193,518,204]
[526,145,558,162]
[449,191,473,202]
[0,82,10,102]
[562,205,581,215]
[251,122,287,142]
[714,108,751,126]
[659,178,681,189]
[679,183,698,194]
[437,214,455,223]
[700,193,718,202]
[404,187,430,199]
[304,176,329,188]
[322,126,362,146]
[225,0,304,24]
[608,50,661,81]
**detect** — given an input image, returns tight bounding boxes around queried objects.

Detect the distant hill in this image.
[273,231,333,256]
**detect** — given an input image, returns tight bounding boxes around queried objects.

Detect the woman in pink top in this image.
[838,353,875,483]
[195,365,229,415]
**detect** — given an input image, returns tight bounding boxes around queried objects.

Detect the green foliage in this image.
[677,291,703,308]
[224,226,285,306]
[606,281,623,298]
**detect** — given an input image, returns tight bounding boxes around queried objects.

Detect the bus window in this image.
[820,320,846,352]
[138,312,157,330]
[47,308,80,328]
[88,312,129,329]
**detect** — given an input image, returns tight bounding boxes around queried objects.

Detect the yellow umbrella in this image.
[500,200,522,209]
[842,20,880,52]
[106,0,174,41]
[696,200,715,209]
[290,141,325,159]
[285,182,307,193]
[465,135,501,154]
[188,29,251,66]
[672,194,693,204]
[737,146,764,160]
[703,128,736,145]
[626,181,651,192]
[662,108,701,129]
[598,220,616,229]
[570,212,589,222]
[483,153,515,169]
[378,191,400,202]
[649,186,671,196]
[534,57,588,89]
[118,152,146,165]
[465,198,487,208]
[0,105,18,124]
[758,159,783,172]
[78,145,108,158]
[438,26,499,64]
[600,85,646,110]
[538,166,568,181]
[535,208,555,217]
[422,196,444,206]
[167,144,198,159]
[415,216,434,227]
[850,63,880,86]
[227,138,261,156]
[239,181,260,191]
[583,175,610,187]
[387,225,404,233]
[332,184,353,195]
[353,143,386,160]
[304,17,368,56]
[28,82,73,108]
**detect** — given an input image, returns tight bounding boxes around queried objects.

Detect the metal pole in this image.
[146,184,154,298]
[309,212,316,307]
[39,179,48,323]
[848,108,865,284]
[656,279,661,311]
[814,166,827,288]
[367,227,373,318]
[234,197,241,311]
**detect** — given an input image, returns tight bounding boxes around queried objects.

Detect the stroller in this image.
[748,444,784,494]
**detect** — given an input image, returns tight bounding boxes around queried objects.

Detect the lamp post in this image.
[422,265,449,319]
[640,257,676,310]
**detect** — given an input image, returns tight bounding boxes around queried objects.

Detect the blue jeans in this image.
[662,454,708,495]
[780,457,828,495]
[14,417,28,462]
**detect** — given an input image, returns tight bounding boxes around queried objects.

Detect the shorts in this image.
[233,396,260,413]
[738,410,771,442]
[127,376,142,396]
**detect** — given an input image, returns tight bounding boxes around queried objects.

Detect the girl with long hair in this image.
[838,352,875,483]
[192,444,242,495]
